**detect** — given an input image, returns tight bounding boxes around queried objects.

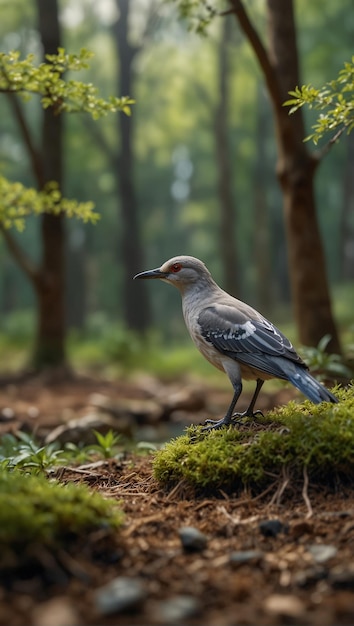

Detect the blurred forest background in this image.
[0,0,353,379]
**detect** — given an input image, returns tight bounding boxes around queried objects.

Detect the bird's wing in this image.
[198,304,305,377]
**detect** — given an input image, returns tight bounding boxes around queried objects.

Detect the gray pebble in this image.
[155,595,201,622]
[178,526,208,552]
[308,544,337,563]
[95,576,146,615]
[259,519,287,537]
[329,565,354,589]
[294,566,327,588]
[230,550,263,565]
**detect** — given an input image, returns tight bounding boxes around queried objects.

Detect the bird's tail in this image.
[286,367,338,404]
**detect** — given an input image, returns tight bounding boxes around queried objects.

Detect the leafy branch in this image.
[0,48,131,229]
[0,48,135,118]
[0,177,98,230]
[284,56,354,144]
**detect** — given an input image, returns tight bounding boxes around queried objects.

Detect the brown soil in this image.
[0,377,353,626]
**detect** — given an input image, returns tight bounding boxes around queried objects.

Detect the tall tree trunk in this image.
[33,0,67,368]
[266,0,340,353]
[113,0,151,332]
[229,0,341,353]
[214,18,239,296]
[252,83,272,313]
[339,133,354,280]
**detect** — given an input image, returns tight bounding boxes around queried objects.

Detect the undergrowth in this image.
[153,385,354,494]
[0,431,124,564]
[0,429,124,473]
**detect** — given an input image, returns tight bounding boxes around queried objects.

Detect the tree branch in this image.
[5,93,45,188]
[313,126,347,163]
[0,224,40,285]
[228,0,283,114]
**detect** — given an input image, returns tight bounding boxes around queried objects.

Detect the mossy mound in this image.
[0,471,123,550]
[153,385,354,494]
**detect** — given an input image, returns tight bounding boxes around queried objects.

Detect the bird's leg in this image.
[231,378,264,421]
[202,382,242,431]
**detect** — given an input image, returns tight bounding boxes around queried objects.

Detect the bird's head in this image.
[133,255,213,292]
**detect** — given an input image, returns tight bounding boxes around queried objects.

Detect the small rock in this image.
[178,526,208,552]
[259,519,287,538]
[27,406,39,419]
[294,566,327,588]
[263,593,305,618]
[155,595,201,623]
[230,550,263,566]
[95,577,146,615]
[329,565,354,590]
[308,544,337,563]
[0,407,15,421]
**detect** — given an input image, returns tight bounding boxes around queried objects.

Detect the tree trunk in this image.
[214,18,239,296]
[339,133,354,280]
[266,0,340,353]
[229,0,341,353]
[252,83,272,313]
[33,0,67,369]
[113,0,151,332]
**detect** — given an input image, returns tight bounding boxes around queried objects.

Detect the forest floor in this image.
[0,375,354,626]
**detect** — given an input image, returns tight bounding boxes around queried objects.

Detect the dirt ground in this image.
[0,376,354,626]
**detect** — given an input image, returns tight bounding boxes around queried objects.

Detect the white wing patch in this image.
[237,321,256,339]
[211,320,256,341]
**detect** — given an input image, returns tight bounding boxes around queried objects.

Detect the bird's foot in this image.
[230,409,263,424]
[201,416,234,431]
[201,410,264,432]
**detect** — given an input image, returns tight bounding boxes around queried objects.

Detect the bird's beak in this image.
[133,267,167,280]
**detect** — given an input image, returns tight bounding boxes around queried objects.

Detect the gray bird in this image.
[134,255,338,430]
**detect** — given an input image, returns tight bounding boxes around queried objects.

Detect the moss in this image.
[153,385,354,493]
[0,471,123,548]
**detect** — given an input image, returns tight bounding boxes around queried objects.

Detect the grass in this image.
[153,385,354,494]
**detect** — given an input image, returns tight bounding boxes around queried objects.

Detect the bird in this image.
[134,255,338,430]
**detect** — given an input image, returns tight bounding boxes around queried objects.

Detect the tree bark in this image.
[113,0,151,332]
[252,83,272,313]
[339,133,354,280]
[33,0,67,368]
[229,0,341,353]
[214,18,239,296]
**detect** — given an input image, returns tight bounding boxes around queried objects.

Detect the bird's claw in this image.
[201,410,263,432]
[201,417,232,431]
[231,409,264,422]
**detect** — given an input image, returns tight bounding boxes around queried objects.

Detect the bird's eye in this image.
[170,263,182,273]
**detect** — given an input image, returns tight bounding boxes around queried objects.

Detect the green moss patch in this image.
[153,385,354,494]
[0,471,123,550]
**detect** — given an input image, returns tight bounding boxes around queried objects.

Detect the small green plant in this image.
[0,431,67,474]
[0,429,126,472]
[89,430,122,459]
[301,334,353,382]
[154,385,354,494]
